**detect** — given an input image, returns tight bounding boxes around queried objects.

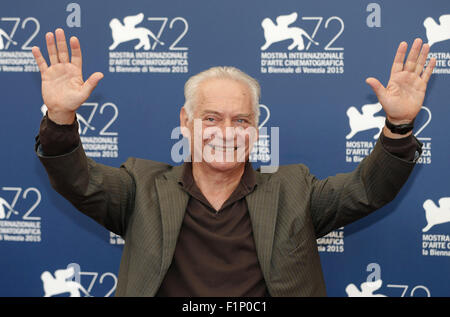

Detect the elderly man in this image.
[33,29,435,296]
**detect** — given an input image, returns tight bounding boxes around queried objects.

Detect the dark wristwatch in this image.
[385,117,414,135]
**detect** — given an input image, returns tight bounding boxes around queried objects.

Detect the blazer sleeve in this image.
[35,135,136,237]
[308,136,422,238]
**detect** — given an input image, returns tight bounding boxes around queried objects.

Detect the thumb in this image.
[82,72,104,98]
[365,77,386,100]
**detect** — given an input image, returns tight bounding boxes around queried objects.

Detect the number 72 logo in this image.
[0,17,40,50]
[0,187,41,220]
[41,102,119,136]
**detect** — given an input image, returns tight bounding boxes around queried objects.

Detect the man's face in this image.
[181,78,258,172]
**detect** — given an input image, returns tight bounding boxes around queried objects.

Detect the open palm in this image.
[366,39,436,124]
[32,29,103,124]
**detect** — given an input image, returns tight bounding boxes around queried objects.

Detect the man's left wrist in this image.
[386,116,414,125]
[384,117,415,137]
[382,126,413,139]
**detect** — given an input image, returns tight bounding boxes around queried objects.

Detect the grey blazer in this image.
[35,136,419,296]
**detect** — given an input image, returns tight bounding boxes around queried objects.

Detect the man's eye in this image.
[206,117,215,122]
[236,119,247,123]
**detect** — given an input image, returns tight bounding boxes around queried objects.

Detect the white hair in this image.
[183,66,261,126]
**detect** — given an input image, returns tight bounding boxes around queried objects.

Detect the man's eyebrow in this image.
[233,113,253,118]
[199,110,254,118]
[200,110,223,116]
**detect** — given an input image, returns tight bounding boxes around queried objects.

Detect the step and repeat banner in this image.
[0,0,449,297]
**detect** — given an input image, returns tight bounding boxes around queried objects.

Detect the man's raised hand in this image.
[366,38,436,127]
[32,28,103,125]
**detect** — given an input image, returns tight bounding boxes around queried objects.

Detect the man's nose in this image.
[222,118,234,128]
[220,119,236,140]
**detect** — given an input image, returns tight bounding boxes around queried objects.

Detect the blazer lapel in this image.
[155,166,189,278]
[246,175,280,284]
[155,164,280,286]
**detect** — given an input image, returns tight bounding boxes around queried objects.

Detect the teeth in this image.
[207,144,238,150]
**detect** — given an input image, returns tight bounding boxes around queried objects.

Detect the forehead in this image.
[195,78,253,114]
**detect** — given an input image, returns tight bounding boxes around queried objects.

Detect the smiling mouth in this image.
[206,144,240,151]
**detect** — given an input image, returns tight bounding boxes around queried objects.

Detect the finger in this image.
[421,57,436,84]
[81,72,104,98]
[70,36,82,69]
[390,41,407,75]
[415,43,430,75]
[55,28,70,63]
[404,38,423,72]
[31,46,48,74]
[366,77,386,100]
[46,32,59,65]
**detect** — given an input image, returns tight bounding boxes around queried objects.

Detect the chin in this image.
[205,160,245,172]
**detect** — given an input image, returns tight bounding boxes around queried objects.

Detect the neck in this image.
[191,162,245,195]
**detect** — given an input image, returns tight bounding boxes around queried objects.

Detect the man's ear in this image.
[180,107,190,138]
